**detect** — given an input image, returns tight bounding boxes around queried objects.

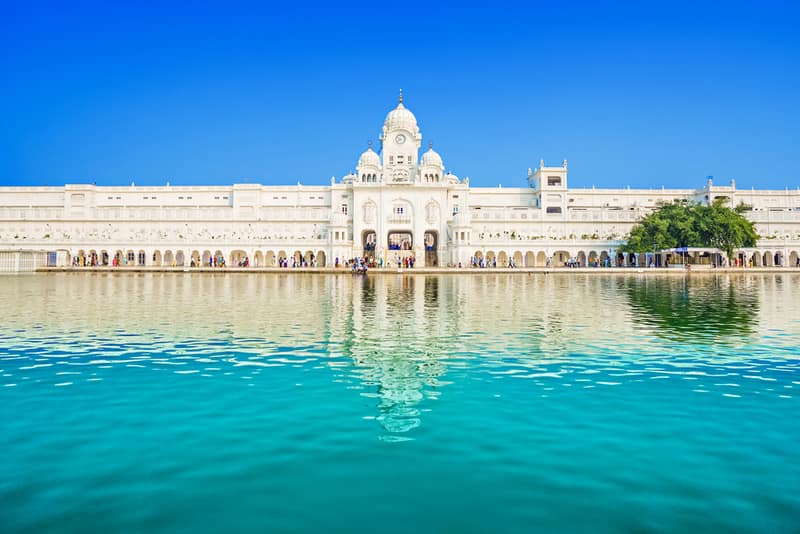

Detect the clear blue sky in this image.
[2,1,798,189]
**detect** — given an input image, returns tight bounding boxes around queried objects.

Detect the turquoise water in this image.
[1,273,798,532]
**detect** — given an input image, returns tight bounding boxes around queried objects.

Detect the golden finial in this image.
[429,141,433,150]
[398,88,403,104]
[367,140,372,149]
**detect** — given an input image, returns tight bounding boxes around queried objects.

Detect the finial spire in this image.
[398,88,403,104]
[429,141,433,150]
[367,140,372,149]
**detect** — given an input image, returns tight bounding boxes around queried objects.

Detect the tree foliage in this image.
[621,199,757,260]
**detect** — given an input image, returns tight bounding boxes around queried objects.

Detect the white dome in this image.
[384,103,418,132]
[445,172,459,184]
[421,146,443,168]
[358,147,380,168]
[342,172,356,184]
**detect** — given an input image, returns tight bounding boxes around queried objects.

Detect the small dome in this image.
[358,147,380,168]
[445,172,459,184]
[421,145,443,168]
[342,172,356,184]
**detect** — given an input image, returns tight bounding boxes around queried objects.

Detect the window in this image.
[453,205,459,216]
[397,155,404,164]
[547,176,561,186]
[394,206,404,215]
[389,156,394,164]
[341,204,348,215]
[546,206,562,214]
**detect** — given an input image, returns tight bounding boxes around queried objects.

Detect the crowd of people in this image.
[468,256,520,268]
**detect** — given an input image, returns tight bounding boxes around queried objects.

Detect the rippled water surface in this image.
[1,273,799,532]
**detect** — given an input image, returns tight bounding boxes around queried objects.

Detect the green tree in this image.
[621,199,757,262]
[694,199,757,261]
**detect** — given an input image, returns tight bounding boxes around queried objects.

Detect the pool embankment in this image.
[35,266,800,275]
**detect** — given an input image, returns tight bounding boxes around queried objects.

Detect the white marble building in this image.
[1,93,800,271]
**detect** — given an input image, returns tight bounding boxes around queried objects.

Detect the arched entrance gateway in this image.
[424,231,438,267]
[388,231,412,251]
[388,231,413,266]
[362,230,377,260]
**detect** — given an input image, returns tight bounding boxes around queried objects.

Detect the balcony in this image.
[387,214,412,224]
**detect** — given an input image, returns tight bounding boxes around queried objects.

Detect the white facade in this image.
[2,95,800,271]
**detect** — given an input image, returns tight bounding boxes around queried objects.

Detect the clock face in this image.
[395,134,406,144]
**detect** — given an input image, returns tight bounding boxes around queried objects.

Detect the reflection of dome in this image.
[358,147,380,168]
[421,146,443,168]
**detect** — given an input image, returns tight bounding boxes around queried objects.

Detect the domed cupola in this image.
[420,142,444,183]
[421,143,443,168]
[383,90,419,134]
[356,142,381,183]
[358,144,381,168]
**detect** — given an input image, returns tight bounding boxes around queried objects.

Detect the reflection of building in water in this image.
[4,272,798,434]
[625,275,760,343]
[2,92,799,272]
[326,276,454,434]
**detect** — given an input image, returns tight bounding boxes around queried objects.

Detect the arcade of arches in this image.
[64,246,800,268]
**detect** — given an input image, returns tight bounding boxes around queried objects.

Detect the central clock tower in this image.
[380,90,422,183]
